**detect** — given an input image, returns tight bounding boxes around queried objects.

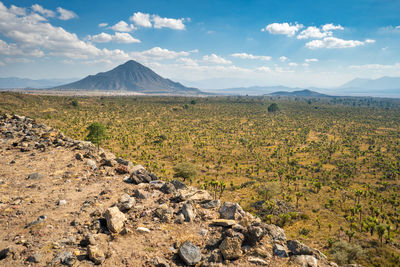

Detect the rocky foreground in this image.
[0,114,341,266]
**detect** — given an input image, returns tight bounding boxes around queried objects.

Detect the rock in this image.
[182,202,195,222]
[115,164,129,174]
[26,252,41,263]
[58,199,67,206]
[219,202,245,220]
[86,159,97,170]
[264,224,287,241]
[219,237,243,260]
[104,206,126,233]
[248,256,268,266]
[171,179,187,190]
[245,226,265,246]
[174,213,185,224]
[53,251,76,266]
[102,159,117,167]
[134,188,149,199]
[293,255,319,267]
[201,199,220,209]
[80,233,96,247]
[117,194,135,212]
[198,228,208,236]
[149,256,170,267]
[211,219,236,227]
[287,240,314,256]
[116,158,134,169]
[25,215,46,228]
[26,172,44,180]
[160,182,176,194]
[178,241,202,266]
[154,204,173,222]
[75,153,83,160]
[207,249,223,263]
[273,243,288,258]
[136,227,151,233]
[0,247,14,260]
[88,245,105,265]
[127,166,156,184]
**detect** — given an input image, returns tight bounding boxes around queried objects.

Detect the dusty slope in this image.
[0,114,340,267]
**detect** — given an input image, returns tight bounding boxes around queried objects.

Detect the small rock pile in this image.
[0,114,341,266]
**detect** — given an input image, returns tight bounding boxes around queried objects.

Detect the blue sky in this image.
[0,0,399,88]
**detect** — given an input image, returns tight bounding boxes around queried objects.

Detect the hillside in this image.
[54,60,201,94]
[269,89,330,97]
[0,113,338,266]
[0,77,77,89]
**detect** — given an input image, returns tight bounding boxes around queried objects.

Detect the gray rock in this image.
[88,245,105,265]
[245,226,265,246]
[134,188,149,199]
[104,206,126,233]
[149,256,170,267]
[58,199,67,206]
[25,215,46,228]
[219,202,245,220]
[0,247,14,260]
[80,233,96,247]
[208,249,223,263]
[219,236,243,260]
[171,179,187,190]
[293,255,319,267]
[53,251,76,266]
[160,182,176,194]
[211,219,236,227]
[264,224,287,241]
[248,256,268,266]
[26,252,41,263]
[117,193,135,211]
[86,159,97,170]
[182,202,195,222]
[287,240,314,256]
[116,158,134,169]
[273,243,288,258]
[198,228,208,236]
[26,172,44,180]
[201,199,220,209]
[174,213,185,224]
[178,241,202,266]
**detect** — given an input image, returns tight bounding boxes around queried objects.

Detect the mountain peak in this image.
[54,60,201,94]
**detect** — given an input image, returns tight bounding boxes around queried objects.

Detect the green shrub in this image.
[173,162,197,182]
[330,241,365,265]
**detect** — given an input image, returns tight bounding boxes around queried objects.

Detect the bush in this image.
[173,162,197,182]
[330,241,365,265]
[268,103,279,112]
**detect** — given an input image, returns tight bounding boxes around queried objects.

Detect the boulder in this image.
[219,202,245,220]
[273,244,288,258]
[117,194,135,212]
[178,241,202,266]
[160,182,176,194]
[219,236,243,260]
[104,206,126,233]
[245,226,265,246]
[171,179,187,190]
[86,159,97,170]
[287,240,314,256]
[264,224,287,241]
[293,255,319,267]
[134,188,149,199]
[52,251,76,266]
[182,202,195,222]
[201,199,220,209]
[88,245,105,265]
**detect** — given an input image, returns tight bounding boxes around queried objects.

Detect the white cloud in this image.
[302,63,309,67]
[152,15,185,30]
[262,22,303,37]
[98,23,108,28]
[289,62,298,67]
[0,60,4,66]
[322,23,344,32]
[110,21,136,32]
[88,32,141,43]
[0,39,44,57]
[131,47,191,61]
[5,57,33,63]
[10,5,26,16]
[396,26,400,29]
[365,39,376,43]
[305,58,318,62]
[231,53,271,61]
[130,12,152,27]
[279,56,288,62]
[256,66,271,72]
[202,54,232,64]
[57,7,77,20]
[297,26,330,39]
[176,57,198,66]
[306,37,366,49]
[32,4,55,17]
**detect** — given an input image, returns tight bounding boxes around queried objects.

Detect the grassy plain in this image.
[1,92,400,266]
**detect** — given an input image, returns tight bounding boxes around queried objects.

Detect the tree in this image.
[376,224,386,244]
[173,162,197,182]
[268,103,279,112]
[86,122,108,151]
[71,99,79,107]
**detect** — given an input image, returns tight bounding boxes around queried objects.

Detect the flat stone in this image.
[201,199,220,209]
[265,224,287,241]
[211,219,236,227]
[178,241,202,266]
[136,227,151,233]
[26,172,44,180]
[134,188,149,199]
[248,256,268,266]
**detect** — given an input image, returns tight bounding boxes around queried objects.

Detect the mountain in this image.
[269,89,331,97]
[204,86,303,95]
[54,60,201,94]
[340,76,400,90]
[0,77,77,89]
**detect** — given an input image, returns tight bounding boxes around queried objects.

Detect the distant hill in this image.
[54,60,201,94]
[204,86,304,96]
[0,77,77,89]
[340,76,400,90]
[269,89,331,97]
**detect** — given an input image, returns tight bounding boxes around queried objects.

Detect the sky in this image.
[0,0,399,89]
